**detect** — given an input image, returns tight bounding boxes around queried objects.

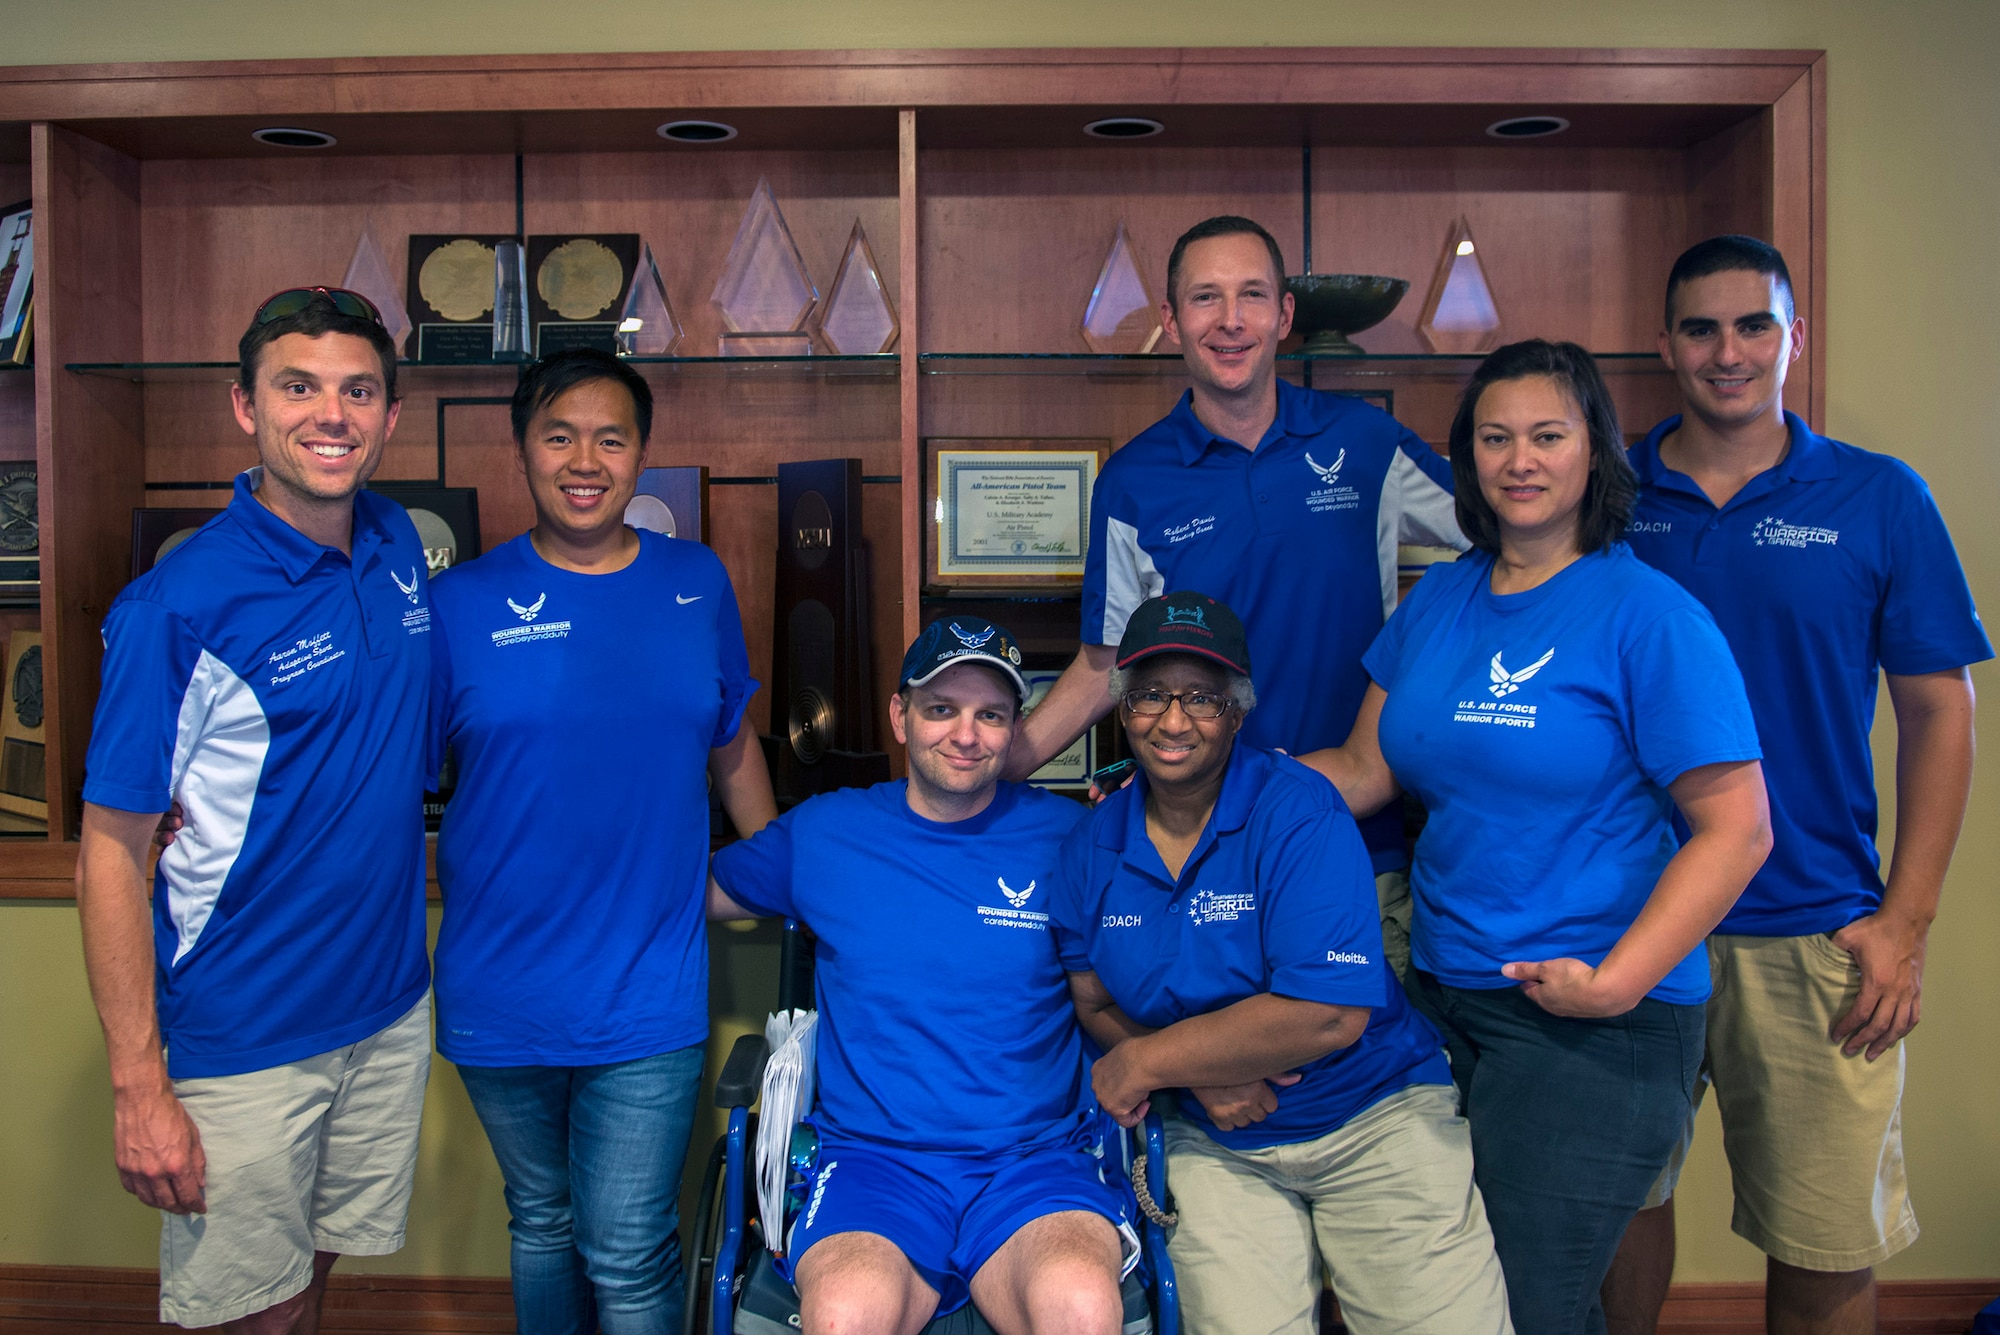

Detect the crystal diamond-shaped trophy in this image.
[817,221,898,355]
[617,243,684,356]
[1417,218,1503,355]
[711,177,818,356]
[1080,223,1163,355]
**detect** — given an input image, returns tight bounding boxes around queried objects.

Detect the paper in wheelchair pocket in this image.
[756,1008,819,1250]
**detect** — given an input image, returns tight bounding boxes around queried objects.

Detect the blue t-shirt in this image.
[1628,414,1993,937]
[82,469,433,1079]
[430,531,754,1066]
[710,780,1090,1155]
[1082,379,1466,873]
[1047,745,1451,1152]
[1363,544,1762,1004]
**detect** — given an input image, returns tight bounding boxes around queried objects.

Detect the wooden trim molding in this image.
[4,1267,1994,1333]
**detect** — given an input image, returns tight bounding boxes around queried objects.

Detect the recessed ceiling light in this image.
[1084,117,1165,141]
[1485,115,1570,140]
[251,127,337,149]
[658,120,738,144]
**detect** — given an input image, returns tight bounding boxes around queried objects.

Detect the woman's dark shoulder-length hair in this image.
[1446,339,1637,555]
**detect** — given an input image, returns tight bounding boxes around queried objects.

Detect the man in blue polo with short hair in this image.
[1604,235,1990,1335]
[1008,215,1465,974]
[75,288,434,1332]
[708,617,1133,1335]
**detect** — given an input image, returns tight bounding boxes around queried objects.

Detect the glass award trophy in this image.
[617,243,684,356]
[1417,218,1503,355]
[341,228,411,350]
[1080,222,1162,355]
[711,177,818,356]
[816,221,897,355]
[492,238,529,360]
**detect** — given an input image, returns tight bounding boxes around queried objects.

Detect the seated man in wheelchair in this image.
[707,617,1137,1335]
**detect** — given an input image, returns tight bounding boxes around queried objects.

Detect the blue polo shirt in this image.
[711,780,1090,1155]
[83,469,432,1079]
[1046,745,1451,1152]
[430,531,754,1067]
[1627,413,1991,937]
[1083,379,1465,872]
[1364,544,1761,1004]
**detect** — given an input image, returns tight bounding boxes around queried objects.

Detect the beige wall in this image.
[3,0,1996,1284]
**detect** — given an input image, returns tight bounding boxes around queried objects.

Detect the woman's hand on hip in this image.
[1501,957,1639,1018]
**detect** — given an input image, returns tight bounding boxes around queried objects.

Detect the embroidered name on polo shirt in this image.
[1751,516,1840,548]
[267,631,345,686]
[1163,515,1215,543]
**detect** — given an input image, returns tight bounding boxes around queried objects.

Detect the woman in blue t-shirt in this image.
[1300,340,1772,1335]
[430,350,778,1335]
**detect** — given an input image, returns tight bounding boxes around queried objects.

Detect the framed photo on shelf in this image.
[366,484,482,577]
[624,467,709,546]
[131,507,225,580]
[1021,668,1091,791]
[925,437,1109,592]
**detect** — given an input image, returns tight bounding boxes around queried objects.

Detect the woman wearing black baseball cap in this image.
[1042,592,1511,1335]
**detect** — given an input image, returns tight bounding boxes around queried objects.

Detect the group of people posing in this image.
[73,216,1985,1335]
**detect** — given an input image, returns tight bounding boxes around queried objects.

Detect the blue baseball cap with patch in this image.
[899,616,1030,703]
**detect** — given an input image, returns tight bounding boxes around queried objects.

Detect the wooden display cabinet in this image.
[0,47,1826,887]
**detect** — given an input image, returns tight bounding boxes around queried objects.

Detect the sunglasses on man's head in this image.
[251,286,384,327]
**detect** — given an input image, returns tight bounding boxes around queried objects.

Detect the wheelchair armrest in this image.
[715,1033,771,1109]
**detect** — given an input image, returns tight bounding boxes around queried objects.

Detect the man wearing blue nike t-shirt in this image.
[709,618,1131,1335]
[78,289,433,1331]
[1009,215,1466,975]
[1603,237,1991,1335]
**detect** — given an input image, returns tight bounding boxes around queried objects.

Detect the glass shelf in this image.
[66,354,899,383]
[918,351,1667,376]
[0,364,32,376]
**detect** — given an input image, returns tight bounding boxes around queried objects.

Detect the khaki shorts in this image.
[1641,934,1916,1270]
[160,994,432,1327]
[1376,870,1413,983]
[1163,1083,1512,1335]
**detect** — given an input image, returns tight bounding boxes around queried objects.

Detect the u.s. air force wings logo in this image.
[999,876,1035,909]
[1305,449,1346,486]
[508,593,547,623]
[977,875,1048,930]
[950,622,996,649]
[391,568,421,605]
[1303,448,1359,515]
[1489,648,1554,698]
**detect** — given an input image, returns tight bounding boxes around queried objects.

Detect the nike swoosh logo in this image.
[676,594,702,604]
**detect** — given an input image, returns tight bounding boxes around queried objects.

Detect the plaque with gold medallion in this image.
[406,234,519,363]
[527,234,640,357]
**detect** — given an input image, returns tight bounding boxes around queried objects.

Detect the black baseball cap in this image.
[899,616,1030,703]
[1116,592,1252,677]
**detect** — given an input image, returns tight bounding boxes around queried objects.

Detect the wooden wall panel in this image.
[1768,62,1824,428]
[34,125,145,839]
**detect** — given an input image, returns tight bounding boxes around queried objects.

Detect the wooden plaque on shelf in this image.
[0,629,46,823]
[925,438,1108,592]
[406,233,517,363]
[366,485,482,577]
[527,234,639,357]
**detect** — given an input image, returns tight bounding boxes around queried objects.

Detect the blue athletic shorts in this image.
[785,1121,1131,1315]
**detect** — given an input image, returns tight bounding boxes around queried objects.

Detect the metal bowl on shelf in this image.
[1284,274,1410,356]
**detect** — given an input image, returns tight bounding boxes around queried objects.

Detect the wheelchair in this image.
[684,922,1180,1335]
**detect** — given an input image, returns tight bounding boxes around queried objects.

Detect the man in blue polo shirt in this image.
[708,618,1133,1335]
[1008,215,1465,974]
[1605,236,1989,1335]
[77,289,434,1331]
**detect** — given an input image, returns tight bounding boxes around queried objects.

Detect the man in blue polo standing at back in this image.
[75,288,435,1332]
[1605,236,1989,1335]
[1007,215,1465,972]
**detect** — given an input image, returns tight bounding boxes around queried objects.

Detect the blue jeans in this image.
[1406,972,1702,1335]
[458,1045,706,1335]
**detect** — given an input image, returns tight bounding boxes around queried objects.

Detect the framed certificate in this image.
[1022,669,1092,790]
[926,438,1108,590]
